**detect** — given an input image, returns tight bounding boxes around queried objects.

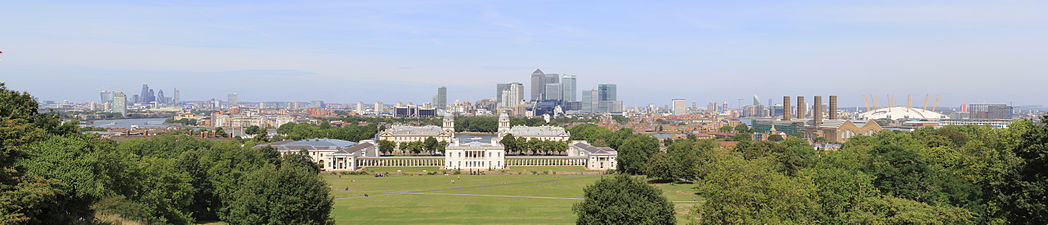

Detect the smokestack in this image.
[796,96,805,119]
[829,96,838,120]
[783,96,791,120]
[814,96,822,124]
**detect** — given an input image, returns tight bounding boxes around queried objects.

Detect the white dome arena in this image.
[857,107,947,120]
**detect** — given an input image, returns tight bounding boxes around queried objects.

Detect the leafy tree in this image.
[227,161,334,225]
[1000,115,1048,223]
[0,83,69,224]
[617,135,659,175]
[645,152,674,182]
[424,137,438,154]
[377,140,395,155]
[734,123,749,133]
[767,134,783,142]
[500,134,517,154]
[245,125,261,135]
[718,125,733,133]
[697,155,819,224]
[573,175,675,225]
[667,141,701,181]
[435,141,448,154]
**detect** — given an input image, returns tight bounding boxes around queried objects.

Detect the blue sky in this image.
[2,0,1046,107]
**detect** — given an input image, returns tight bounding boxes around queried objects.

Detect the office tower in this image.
[530,69,545,101]
[753,95,761,106]
[722,100,728,111]
[497,83,511,106]
[672,99,686,115]
[796,96,805,119]
[783,96,791,120]
[156,89,166,104]
[374,102,384,115]
[132,94,140,103]
[147,88,156,103]
[99,90,112,103]
[435,86,447,109]
[598,84,616,101]
[172,88,180,105]
[228,93,238,106]
[561,74,576,102]
[111,91,127,114]
[498,82,524,108]
[829,96,837,120]
[139,84,149,103]
[356,102,365,114]
[544,83,562,101]
[581,90,595,113]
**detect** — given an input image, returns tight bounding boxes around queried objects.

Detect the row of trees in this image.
[276,122,377,142]
[376,137,448,155]
[0,83,334,225]
[498,134,569,155]
[165,118,198,126]
[572,117,1048,224]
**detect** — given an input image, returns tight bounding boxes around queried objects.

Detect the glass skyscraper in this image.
[561,75,576,102]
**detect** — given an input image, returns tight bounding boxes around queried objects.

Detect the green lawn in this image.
[497,166,593,173]
[359,166,441,173]
[325,174,700,224]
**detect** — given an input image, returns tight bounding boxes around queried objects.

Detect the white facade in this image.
[568,140,618,170]
[495,113,570,141]
[445,139,506,170]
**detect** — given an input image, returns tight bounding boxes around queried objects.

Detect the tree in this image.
[734,124,749,133]
[227,162,334,225]
[0,83,68,224]
[718,125,733,133]
[573,175,675,225]
[767,134,783,142]
[377,140,395,155]
[500,134,517,154]
[435,141,448,154]
[697,155,820,224]
[423,137,438,154]
[617,135,660,175]
[1000,115,1048,223]
[667,141,701,181]
[245,125,261,135]
[646,152,675,182]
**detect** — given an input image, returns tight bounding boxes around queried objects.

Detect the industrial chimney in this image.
[814,96,822,125]
[783,96,791,121]
[796,96,805,119]
[829,96,838,120]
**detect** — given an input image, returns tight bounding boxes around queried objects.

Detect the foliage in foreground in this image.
[573,175,675,225]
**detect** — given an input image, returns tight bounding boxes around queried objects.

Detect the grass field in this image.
[359,166,442,173]
[325,174,700,224]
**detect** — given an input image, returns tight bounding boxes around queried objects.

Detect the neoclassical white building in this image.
[444,139,506,170]
[377,115,455,150]
[568,140,617,170]
[495,113,570,142]
[255,138,379,171]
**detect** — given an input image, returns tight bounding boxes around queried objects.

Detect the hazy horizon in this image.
[3,0,1047,107]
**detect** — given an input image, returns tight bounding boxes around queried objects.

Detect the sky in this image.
[2,0,1047,108]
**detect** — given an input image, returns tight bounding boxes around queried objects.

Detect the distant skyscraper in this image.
[753,95,761,106]
[598,84,616,101]
[228,93,238,106]
[356,102,365,114]
[530,69,545,101]
[374,102,384,115]
[672,99,687,115]
[435,86,447,109]
[580,90,595,113]
[156,89,166,104]
[139,84,150,103]
[146,88,156,103]
[544,83,562,101]
[561,75,576,102]
[111,91,126,115]
[497,82,524,108]
[172,88,180,105]
[99,90,112,103]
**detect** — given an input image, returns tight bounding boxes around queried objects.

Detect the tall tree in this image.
[616,135,659,175]
[573,175,675,225]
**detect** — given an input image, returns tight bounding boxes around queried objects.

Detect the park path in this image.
[333,176,699,203]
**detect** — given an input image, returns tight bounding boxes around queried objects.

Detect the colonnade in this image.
[356,157,444,167]
[505,157,588,166]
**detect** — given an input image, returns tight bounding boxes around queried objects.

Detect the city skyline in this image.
[3,1,1048,106]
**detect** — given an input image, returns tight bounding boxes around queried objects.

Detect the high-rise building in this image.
[435,86,447,109]
[544,83,562,101]
[598,84,616,101]
[139,84,150,103]
[156,89,166,104]
[228,93,239,106]
[356,102,365,114]
[172,88,180,105]
[581,89,595,113]
[561,75,576,102]
[497,82,524,108]
[374,102,384,115]
[672,99,687,115]
[99,90,112,103]
[530,69,545,101]
[111,91,127,115]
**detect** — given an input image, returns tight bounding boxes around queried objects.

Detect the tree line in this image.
[573,113,1048,224]
[0,83,334,225]
[275,122,378,142]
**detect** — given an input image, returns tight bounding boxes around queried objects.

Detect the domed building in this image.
[856,107,947,120]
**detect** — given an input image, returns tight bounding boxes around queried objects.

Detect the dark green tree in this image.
[645,152,675,182]
[616,135,659,175]
[573,175,675,225]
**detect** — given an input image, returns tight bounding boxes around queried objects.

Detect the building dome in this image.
[857,107,947,120]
